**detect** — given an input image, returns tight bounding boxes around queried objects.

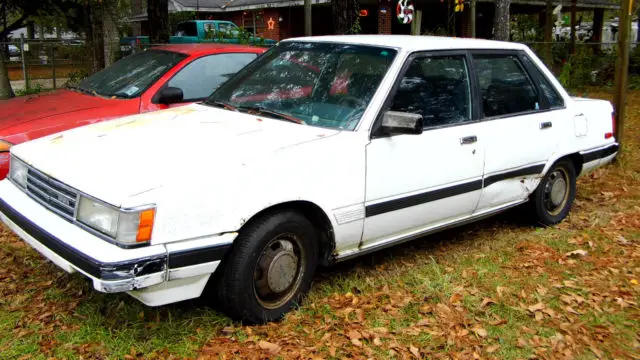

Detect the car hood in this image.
[11,104,340,207]
[0,90,119,132]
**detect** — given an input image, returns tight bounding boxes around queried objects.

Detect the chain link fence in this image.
[1,39,95,95]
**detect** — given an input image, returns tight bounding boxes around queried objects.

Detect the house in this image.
[128,0,620,42]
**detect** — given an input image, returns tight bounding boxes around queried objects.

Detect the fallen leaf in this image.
[329,346,336,357]
[630,279,639,285]
[410,345,420,358]
[347,330,362,341]
[565,249,588,258]
[481,297,497,308]
[528,302,545,312]
[486,345,500,353]
[473,327,488,338]
[450,293,462,304]
[415,318,431,326]
[517,338,528,348]
[560,294,573,304]
[616,235,631,245]
[489,318,507,326]
[373,337,382,346]
[535,311,544,321]
[351,338,363,347]
[258,341,281,355]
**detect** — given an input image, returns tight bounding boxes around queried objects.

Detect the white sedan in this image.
[0,35,619,323]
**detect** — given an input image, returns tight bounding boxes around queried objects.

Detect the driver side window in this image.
[390,55,472,128]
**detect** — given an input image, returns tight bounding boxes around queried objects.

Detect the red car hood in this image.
[0,90,116,129]
[0,89,140,144]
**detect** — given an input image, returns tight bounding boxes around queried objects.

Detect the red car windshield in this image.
[206,41,397,130]
[72,50,187,99]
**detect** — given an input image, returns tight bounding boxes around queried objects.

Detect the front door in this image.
[362,52,485,246]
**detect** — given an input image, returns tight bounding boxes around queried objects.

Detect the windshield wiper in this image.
[67,85,94,96]
[205,100,238,111]
[237,106,306,125]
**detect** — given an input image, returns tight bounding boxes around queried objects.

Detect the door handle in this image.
[540,121,553,130]
[460,135,477,145]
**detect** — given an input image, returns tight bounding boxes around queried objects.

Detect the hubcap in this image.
[254,235,305,309]
[543,168,570,216]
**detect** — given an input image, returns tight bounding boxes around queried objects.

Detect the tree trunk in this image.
[102,0,119,66]
[148,0,170,43]
[493,0,511,41]
[86,0,105,73]
[332,0,359,35]
[0,50,13,99]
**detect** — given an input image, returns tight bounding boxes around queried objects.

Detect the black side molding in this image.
[365,164,546,218]
[581,143,620,164]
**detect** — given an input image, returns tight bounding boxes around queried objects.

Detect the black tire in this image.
[530,159,577,226]
[216,210,318,324]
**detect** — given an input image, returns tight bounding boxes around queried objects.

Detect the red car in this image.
[0,43,266,179]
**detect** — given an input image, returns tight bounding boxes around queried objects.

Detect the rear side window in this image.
[175,22,198,37]
[520,55,565,108]
[473,54,540,118]
[168,53,259,101]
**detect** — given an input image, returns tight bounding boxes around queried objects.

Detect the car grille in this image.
[25,167,79,220]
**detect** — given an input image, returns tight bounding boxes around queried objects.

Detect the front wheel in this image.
[216,210,318,324]
[530,159,577,226]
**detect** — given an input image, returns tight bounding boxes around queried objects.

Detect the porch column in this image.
[378,3,392,34]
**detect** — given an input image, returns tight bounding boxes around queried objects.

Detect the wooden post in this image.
[304,0,312,36]
[543,0,553,65]
[614,0,632,147]
[471,0,476,38]
[570,0,577,54]
[411,10,422,35]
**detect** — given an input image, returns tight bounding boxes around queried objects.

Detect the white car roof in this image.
[280,35,529,52]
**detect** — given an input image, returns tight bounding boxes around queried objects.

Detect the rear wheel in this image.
[216,210,318,324]
[530,159,576,225]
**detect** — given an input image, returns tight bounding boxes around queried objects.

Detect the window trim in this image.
[370,50,479,139]
[151,52,260,104]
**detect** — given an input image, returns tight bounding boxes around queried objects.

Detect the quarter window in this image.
[167,53,258,101]
[520,55,565,108]
[390,55,472,128]
[473,54,540,117]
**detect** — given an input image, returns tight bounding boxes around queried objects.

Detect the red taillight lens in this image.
[606,112,616,139]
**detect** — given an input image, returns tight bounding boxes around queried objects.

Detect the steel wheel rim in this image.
[253,233,305,310]
[543,168,570,216]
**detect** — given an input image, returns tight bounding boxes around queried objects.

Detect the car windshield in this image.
[73,50,187,98]
[205,41,398,130]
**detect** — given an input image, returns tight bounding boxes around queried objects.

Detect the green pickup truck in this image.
[120,20,276,55]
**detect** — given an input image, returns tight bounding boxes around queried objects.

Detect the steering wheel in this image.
[335,95,368,126]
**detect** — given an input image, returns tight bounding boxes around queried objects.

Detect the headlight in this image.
[9,156,28,188]
[77,196,155,246]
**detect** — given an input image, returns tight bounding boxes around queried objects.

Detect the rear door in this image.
[471,51,566,211]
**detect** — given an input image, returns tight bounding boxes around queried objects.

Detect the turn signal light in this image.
[136,208,155,242]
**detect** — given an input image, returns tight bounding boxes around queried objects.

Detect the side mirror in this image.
[381,111,423,135]
[156,87,184,104]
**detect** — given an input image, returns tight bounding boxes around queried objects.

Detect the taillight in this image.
[606,112,615,139]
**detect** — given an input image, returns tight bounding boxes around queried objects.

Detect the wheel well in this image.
[241,201,335,266]
[555,153,583,176]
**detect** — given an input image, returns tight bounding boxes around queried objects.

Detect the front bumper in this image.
[0,180,233,297]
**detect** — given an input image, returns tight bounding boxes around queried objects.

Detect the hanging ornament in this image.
[396,0,414,25]
[454,0,465,12]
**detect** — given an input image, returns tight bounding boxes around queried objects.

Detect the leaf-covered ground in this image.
[1,90,638,360]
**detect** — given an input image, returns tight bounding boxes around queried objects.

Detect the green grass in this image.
[0,89,639,359]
